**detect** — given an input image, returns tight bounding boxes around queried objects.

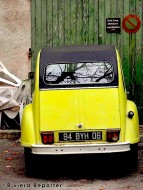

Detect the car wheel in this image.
[129,143,139,172]
[24,147,36,175]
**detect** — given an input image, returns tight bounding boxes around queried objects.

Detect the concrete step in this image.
[0,130,21,140]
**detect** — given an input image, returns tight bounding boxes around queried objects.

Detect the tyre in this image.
[121,144,139,174]
[24,147,36,175]
[129,143,139,172]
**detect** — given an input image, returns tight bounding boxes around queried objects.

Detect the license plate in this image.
[59,131,102,142]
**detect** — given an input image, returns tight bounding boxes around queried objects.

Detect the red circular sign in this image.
[122,14,141,33]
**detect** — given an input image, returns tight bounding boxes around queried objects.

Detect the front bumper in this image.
[32,142,130,155]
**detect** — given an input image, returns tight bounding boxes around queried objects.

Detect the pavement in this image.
[0,139,143,190]
[0,127,142,190]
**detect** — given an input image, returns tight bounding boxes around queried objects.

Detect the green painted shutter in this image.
[31,0,143,123]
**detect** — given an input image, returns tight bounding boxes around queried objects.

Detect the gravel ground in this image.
[0,138,143,190]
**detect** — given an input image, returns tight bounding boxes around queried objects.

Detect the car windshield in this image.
[44,62,114,85]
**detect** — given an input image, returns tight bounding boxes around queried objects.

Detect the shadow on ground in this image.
[26,154,137,180]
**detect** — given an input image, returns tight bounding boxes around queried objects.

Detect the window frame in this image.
[43,61,115,86]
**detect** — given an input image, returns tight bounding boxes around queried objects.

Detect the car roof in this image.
[41,45,115,53]
[40,44,117,65]
[39,45,118,89]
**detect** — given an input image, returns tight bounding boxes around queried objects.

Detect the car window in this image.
[44,62,114,85]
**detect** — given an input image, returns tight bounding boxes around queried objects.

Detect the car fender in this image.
[21,104,36,147]
[125,100,140,144]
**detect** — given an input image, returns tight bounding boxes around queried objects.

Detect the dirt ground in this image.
[0,138,143,190]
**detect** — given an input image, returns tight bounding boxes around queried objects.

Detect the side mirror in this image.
[28,72,35,79]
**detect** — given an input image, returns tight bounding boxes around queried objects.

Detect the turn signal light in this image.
[41,132,54,144]
[106,129,120,142]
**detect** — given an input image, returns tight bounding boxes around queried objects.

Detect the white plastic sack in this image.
[0,87,20,111]
[0,60,22,112]
[0,61,21,87]
[0,61,31,129]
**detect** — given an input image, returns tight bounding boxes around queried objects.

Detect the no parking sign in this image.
[122,14,141,33]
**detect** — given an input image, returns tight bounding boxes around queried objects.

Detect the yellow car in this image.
[21,45,140,174]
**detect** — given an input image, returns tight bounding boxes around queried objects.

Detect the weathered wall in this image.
[0,0,31,81]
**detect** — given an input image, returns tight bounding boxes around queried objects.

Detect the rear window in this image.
[43,62,114,85]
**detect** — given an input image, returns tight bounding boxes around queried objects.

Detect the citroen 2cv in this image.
[21,45,140,174]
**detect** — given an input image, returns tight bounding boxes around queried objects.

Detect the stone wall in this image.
[0,0,31,81]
